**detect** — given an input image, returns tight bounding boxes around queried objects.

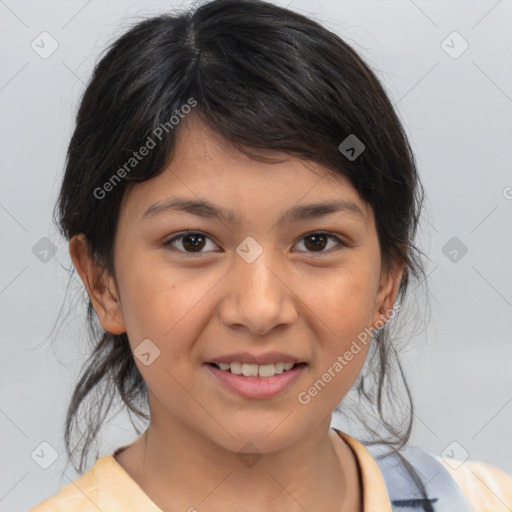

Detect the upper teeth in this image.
[216,362,295,377]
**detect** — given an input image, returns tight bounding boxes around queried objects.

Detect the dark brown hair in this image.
[50,0,431,499]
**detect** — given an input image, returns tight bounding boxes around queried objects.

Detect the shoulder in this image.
[27,459,103,512]
[435,455,512,512]
[363,439,512,512]
[27,452,162,512]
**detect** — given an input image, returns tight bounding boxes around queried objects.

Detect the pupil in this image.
[305,234,327,252]
[183,234,205,252]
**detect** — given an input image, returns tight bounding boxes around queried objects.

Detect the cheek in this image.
[116,253,219,358]
[305,260,377,385]
[304,259,379,338]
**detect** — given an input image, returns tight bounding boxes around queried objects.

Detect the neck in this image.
[115,415,361,512]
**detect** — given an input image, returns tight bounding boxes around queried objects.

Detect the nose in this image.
[218,247,298,336]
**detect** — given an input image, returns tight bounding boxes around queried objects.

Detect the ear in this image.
[69,234,126,335]
[371,260,405,330]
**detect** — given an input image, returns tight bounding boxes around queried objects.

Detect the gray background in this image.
[1,0,511,510]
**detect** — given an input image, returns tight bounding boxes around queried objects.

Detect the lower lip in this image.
[205,363,306,399]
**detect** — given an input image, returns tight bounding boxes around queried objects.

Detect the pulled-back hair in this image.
[51,0,430,496]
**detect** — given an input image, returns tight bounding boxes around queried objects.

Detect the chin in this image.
[205,417,305,455]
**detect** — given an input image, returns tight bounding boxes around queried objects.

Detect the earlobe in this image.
[68,234,126,335]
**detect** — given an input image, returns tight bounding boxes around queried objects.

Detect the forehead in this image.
[120,114,372,228]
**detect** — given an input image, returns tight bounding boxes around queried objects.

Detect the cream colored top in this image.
[28,430,512,511]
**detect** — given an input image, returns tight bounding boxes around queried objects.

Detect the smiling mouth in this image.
[206,362,306,378]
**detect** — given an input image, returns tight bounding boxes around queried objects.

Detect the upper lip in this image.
[207,352,305,365]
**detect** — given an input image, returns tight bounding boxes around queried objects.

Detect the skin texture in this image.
[69,114,403,512]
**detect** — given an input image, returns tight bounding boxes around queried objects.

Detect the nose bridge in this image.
[237,241,282,301]
[220,239,296,333]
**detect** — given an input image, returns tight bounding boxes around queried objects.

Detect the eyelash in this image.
[163,230,348,256]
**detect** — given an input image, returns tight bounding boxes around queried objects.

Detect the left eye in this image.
[163,231,346,254]
[294,232,346,253]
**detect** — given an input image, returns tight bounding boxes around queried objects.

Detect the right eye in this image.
[163,231,220,255]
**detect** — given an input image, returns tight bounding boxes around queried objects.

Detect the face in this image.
[74,115,402,454]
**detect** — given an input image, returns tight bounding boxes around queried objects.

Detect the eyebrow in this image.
[141,197,365,224]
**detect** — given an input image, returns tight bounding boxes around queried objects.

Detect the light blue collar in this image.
[365,442,476,512]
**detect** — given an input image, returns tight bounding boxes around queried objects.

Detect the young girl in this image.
[29,0,511,511]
